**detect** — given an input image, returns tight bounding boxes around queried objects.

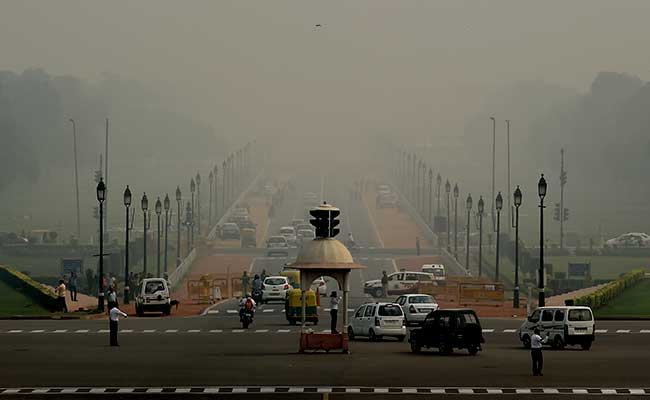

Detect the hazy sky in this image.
[2,0,650,140]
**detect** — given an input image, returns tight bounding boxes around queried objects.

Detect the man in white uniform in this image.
[109,306,128,346]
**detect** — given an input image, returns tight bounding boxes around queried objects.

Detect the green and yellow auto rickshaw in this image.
[285,288,318,325]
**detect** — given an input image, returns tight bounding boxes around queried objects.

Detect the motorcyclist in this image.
[239,293,257,321]
[251,274,262,302]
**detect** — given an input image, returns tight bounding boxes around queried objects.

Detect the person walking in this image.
[109,305,128,346]
[329,291,340,334]
[260,269,268,282]
[381,271,389,298]
[241,271,250,297]
[531,328,548,376]
[55,279,68,313]
[415,236,421,256]
[69,271,78,302]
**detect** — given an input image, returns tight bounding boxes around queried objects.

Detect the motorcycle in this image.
[241,309,254,329]
[252,288,263,304]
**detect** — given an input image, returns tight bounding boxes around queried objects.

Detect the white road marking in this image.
[98,329,109,333]
[120,329,133,333]
[143,329,156,333]
[277,329,291,333]
[324,308,331,312]
[503,329,516,333]
[482,329,494,333]
[232,329,244,333]
[53,329,67,333]
[30,330,45,333]
[209,329,223,333]
[165,329,178,333]
[207,310,219,315]
[255,329,269,333]
[8,330,23,333]
[187,329,201,333]
[75,329,89,333]
[640,330,650,333]
[616,329,630,333]
[263,309,274,313]
[226,309,237,314]
[595,329,608,333]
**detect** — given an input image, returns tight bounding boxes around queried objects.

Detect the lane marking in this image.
[232,329,244,333]
[263,309,274,313]
[640,330,650,333]
[255,329,269,333]
[98,329,109,333]
[209,329,223,333]
[8,330,23,333]
[29,330,44,333]
[226,309,238,314]
[595,329,608,333]
[616,329,630,333]
[120,329,133,333]
[482,329,494,333]
[165,329,178,333]
[143,329,156,333]
[53,329,67,333]
[75,329,89,333]
[502,329,516,333]
[187,329,201,333]
[277,329,291,333]
[207,310,219,315]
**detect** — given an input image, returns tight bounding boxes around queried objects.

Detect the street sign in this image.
[568,262,591,278]
[61,258,83,276]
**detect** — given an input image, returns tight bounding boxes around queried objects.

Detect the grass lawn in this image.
[596,279,650,319]
[546,256,648,280]
[0,279,49,317]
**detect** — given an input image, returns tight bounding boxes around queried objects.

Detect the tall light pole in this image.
[453,183,459,259]
[538,174,548,307]
[185,201,192,256]
[428,169,433,227]
[416,160,422,213]
[222,161,227,216]
[506,120,511,234]
[513,186,522,308]
[436,173,442,218]
[213,165,219,220]
[96,178,106,311]
[465,194,473,269]
[495,192,503,281]
[141,193,149,276]
[104,118,109,243]
[477,196,484,277]
[175,187,181,266]
[421,162,427,215]
[208,171,214,227]
[445,180,451,252]
[123,186,132,304]
[195,172,201,237]
[163,194,170,276]
[69,119,81,241]
[411,153,416,203]
[190,178,196,248]
[155,198,162,277]
[490,116,496,235]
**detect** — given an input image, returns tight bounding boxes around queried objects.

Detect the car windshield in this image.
[378,304,403,316]
[408,295,435,304]
[145,281,165,294]
[268,237,285,244]
[568,309,593,321]
[280,228,294,234]
[264,278,285,285]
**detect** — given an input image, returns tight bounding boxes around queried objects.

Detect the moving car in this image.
[236,217,256,230]
[297,229,315,244]
[261,276,291,304]
[348,302,406,342]
[395,294,439,326]
[240,228,256,248]
[364,271,434,297]
[409,309,484,355]
[279,226,297,246]
[296,223,314,233]
[421,264,446,281]
[135,278,171,316]
[220,223,241,240]
[519,306,595,350]
[266,235,289,256]
[291,219,305,230]
[605,232,650,248]
[377,191,398,208]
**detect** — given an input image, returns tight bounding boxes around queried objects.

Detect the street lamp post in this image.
[222,161,227,217]
[436,173,442,217]
[421,162,426,215]
[163,194,170,276]
[490,117,496,235]
[155,197,162,278]
[96,178,106,312]
[208,171,214,227]
[411,154,416,203]
[175,187,181,266]
[69,119,81,241]
[465,194,473,269]
[123,186,132,304]
[190,178,196,249]
[453,183,459,259]
[495,192,503,281]
[141,193,149,276]
[445,180,451,252]
[213,165,219,221]
[185,201,192,255]
[416,160,422,213]
[513,186,522,308]
[477,196,484,277]
[195,173,201,237]
[428,169,433,227]
[538,174,547,307]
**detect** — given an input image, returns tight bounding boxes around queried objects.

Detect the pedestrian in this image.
[261,269,267,282]
[107,286,118,311]
[329,291,340,334]
[55,279,68,313]
[531,328,548,376]
[109,305,128,346]
[415,236,421,256]
[381,271,389,298]
[241,271,250,297]
[69,271,78,302]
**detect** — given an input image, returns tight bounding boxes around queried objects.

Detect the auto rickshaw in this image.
[240,228,257,248]
[280,269,301,289]
[285,288,318,325]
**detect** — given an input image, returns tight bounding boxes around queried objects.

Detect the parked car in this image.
[261,276,291,303]
[409,309,484,355]
[395,294,439,326]
[364,271,434,297]
[347,302,406,342]
[220,223,241,240]
[266,235,289,256]
[519,306,595,350]
[135,278,171,316]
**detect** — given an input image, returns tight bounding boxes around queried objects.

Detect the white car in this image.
[297,229,315,243]
[364,271,435,297]
[266,236,289,256]
[605,232,650,248]
[519,306,595,350]
[395,294,439,326]
[421,264,445,281]
[311,276,327,296]
[261,276,290,303]
[347,302,406,342]
[135,278,171,316]
[279,226,297,246]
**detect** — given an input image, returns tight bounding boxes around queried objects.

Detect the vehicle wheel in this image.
[468,344,479,356]
[553,335,565,350]
[347,326,355,340]
[163,305,171,316]
[136,306,143,317]
[522,335,531,349]
[243,320,250,329]
[373,288,384,298]
[410,336,421,353]
[396,335,405,342]
[581,341,592,351]
[369,329,378,342]
[439,342,452,355]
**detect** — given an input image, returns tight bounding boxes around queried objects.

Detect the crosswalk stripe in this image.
[209,329,223,333]
[207,310,219,314]
[595,329,608,333]
[482,329,494,333]
[255,329,269,333]
[616,329,630,333]
[75,329,89,333]
[640,330,650,333]
[277,329,291,333]
[98,329,109,333]
[165,329,178,333]
[143,329,156,333]
[53,329,67,333]
[226,309,237,314]
[232,329,244,333]
[120,329,133,333]
[503,329,516,333]
[187,329,201,333]
[263,309,274,313]
[30,330,44,333]
[8,330,23,333]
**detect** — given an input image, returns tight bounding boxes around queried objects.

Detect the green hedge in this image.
[0,265,58,312]
[574,268,645,309]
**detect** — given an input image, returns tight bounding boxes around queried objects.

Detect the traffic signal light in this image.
[554,203,561,221]
[563,208,570,222]
[309,203,341,238]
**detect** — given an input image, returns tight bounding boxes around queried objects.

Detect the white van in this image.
[135,278,171,316]
[519,306,595,350]
[421,264,445,281]
[364,271,434,297]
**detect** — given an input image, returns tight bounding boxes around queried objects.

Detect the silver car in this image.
[395,294,439,326]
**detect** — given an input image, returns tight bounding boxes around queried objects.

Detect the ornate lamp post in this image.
[416,160,422,213]
[213,165,219,220]
[123,186,133,304]
[436,173,442,217]
[195,172,201,236]
[428,169,433,227]
[495,192,503,281]
[222,161,227,215]
[163,194,170,276]
[208,171,214,227]
[513,186,522,308]
[465,194,473,269]
[185,201,192,255]
[477,196,485,277]
[96,178,106,311]
[421,162,427,215]
[445,180,451,251]
[190,178,196,248]
[141,193,149,275]
[453,183,459,259]
[175,187,181,266]
[538,174,548,307]
[155,197,162,277]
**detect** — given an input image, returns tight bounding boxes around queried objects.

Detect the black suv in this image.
[409,309,485,355]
